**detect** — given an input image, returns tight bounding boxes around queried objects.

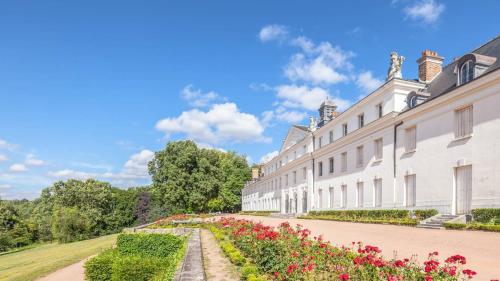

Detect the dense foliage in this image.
[210,217,477,281]
[444,208,500,232]
[0,179,150,251]
[85,233,186,281]
[149,140,251,213]
[471,208,500,224]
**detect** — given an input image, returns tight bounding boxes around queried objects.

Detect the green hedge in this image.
[444,222,500,232]
[306,209,438,221]
[300,215,418,226]
[239,211,273,216]
[471,208,500,223]
[413,209,438,220]
[116,233,184,258]
[85,233,187,281]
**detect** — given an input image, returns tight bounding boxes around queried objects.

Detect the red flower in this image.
[462,269,477,278]
[339,273,349,280]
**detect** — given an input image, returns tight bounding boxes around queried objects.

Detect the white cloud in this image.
[285,37,355,85]
[48,169,96,180]
[275,107,307,123]
[71,161,113,171]
[258,24,288,42]
[156,102,270,144]
[0,154,7,162]
[0,184,11,190]
[9,164,27,173]
[261,110,275,127]
[25,154,45,166]
[275,85,351,112]
[259,150,279,164]
[121,149,154,178]
[181,85,224,108]
[356,71,384,93]
[0,139,17,151]
[404,0,445,24]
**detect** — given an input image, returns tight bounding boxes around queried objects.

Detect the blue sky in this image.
[1,0,498,199]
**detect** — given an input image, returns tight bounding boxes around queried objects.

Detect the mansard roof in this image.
[427,36,500,99]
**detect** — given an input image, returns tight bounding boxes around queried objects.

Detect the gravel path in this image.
[230,215,500,280]
[200,228,239,281]
[36,257,88,281]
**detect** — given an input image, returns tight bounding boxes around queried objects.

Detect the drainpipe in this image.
[393,121,403,206]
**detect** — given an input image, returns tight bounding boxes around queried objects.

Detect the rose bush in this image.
[211,217,478,281]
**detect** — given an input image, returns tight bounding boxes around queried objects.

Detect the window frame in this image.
[329,157,334,174]
[376,103,383,119]
[405,126,417,153]
[356,145,364,168]
[342,123,348,137]
[358,113,365,129]
[341,152,348,172]
[318,161,323,177]
[454,105,473,139]
[374,138,383,161]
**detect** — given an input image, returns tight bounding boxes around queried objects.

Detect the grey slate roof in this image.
[427,36,500,98]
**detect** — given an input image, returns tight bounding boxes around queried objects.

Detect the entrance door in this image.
[456,165,472,214]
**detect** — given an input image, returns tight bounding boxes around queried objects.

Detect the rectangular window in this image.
[374,179,382,207]
[358,113,365,128]
[302,167,307,180]
[341,152,347,172]
[279,177,282,188]
[329,157,334,173]
[356,182,364,208]
[293,171,297,185]
[405,126,417,152]
[376,103,383,118]
[342,123,348,136]
[329,130,334,144]
[318,137,323,148]
[405,174,416,207]
[374,138,383,160]
[294,151,297,160]
[356,145,364,167]
[329,187,334,208]
[303,145,307,154]
[285,174,289,186]
[341,185,347,208]
[455,105,473,138]
[318,161,323,177]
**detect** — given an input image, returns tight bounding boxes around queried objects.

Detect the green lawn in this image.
[0,234,118,281]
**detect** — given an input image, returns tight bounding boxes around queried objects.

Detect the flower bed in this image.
[210,217,478,281]
[85,233,187,281]
[300,209,438,226]
[148,214,210,229]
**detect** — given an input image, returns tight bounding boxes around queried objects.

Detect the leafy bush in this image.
[471,208,500,223]
[111,255,166,281]
[220,241,245,265]
[444,222,500,232]
[241,264,259,279]
[413,209,438,220]
[85,233,187,281]
[116,233,184,258]
[85,249,117,281]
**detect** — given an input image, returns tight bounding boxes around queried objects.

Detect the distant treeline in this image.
[0,140,251,252]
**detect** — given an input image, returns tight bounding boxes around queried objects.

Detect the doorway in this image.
[455,165,472,214]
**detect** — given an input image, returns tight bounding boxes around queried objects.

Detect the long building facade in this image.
[242,36,500,216]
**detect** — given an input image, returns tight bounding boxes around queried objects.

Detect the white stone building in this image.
[242,36,500,216]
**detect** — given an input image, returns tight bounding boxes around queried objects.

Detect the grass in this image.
[0,234,118,281]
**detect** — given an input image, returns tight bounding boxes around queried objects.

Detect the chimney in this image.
[417,50,444,83]
[251,167,260,180]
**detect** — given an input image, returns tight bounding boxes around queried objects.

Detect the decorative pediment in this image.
[280,125,309,153]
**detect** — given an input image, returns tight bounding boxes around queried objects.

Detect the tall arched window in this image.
[460,60,474,85]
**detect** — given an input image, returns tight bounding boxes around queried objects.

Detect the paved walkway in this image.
[36,257,88,281]
[232,215,500,280]
[201,229,239,281]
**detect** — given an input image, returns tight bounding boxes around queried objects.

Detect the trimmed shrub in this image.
[444,222,500,232]
[116,233,184,258]
[307,209,410,220]
[413,209,438,220]
[220,240,245,265]
[111,255,166,281]
[471,208,500,223]
[84,249,117,281]
[241,264,259,279]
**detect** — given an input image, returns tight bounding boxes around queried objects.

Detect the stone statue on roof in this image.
[387,51,405,81]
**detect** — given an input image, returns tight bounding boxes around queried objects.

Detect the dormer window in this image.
[459,60,474,85]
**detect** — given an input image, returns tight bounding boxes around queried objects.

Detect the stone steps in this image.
[417,214,460,229]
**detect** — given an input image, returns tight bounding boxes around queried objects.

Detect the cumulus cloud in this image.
[404,0,445,24]
[274,107,307,123]
[48,169,95,180]
[356,71,384,93]
[25,154,45,166]
[0,154,7,162]
[9,164,27,173]
[285,37,355,85]
[258,24,288,42]
[0,139,17,151]
[276,85,351,112]
[156,102,270,144]
[181,85,224,108]
[260,150,279,164]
